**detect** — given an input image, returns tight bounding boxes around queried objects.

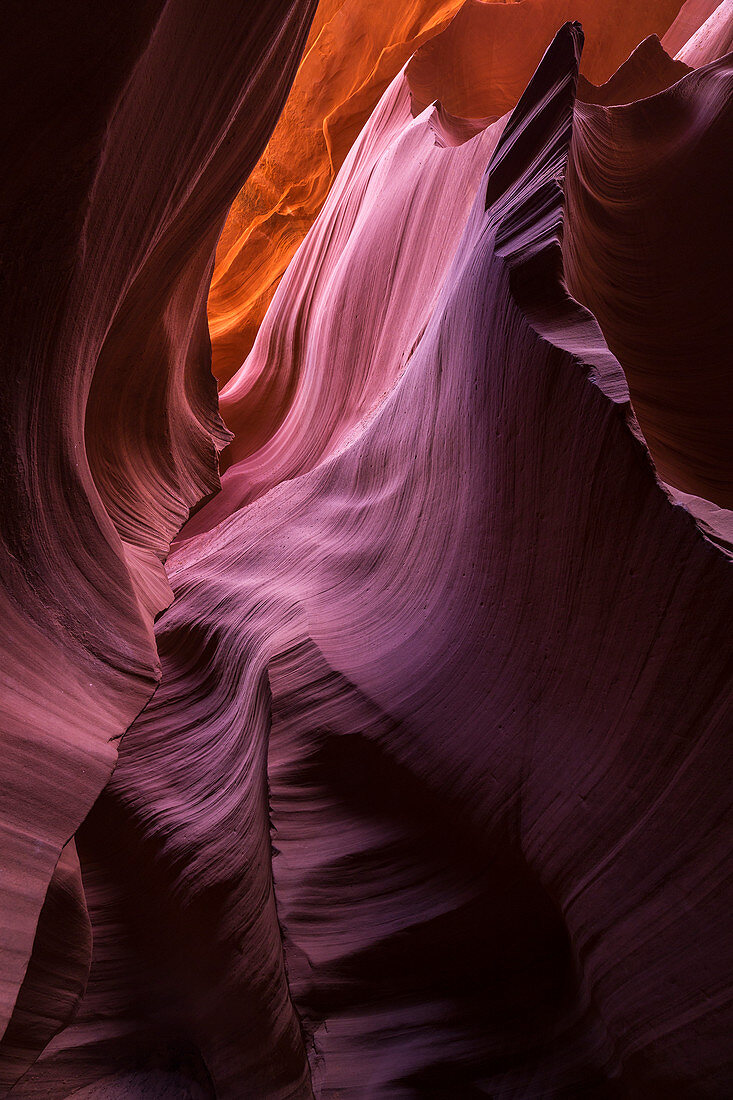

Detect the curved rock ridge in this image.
[563,47,733,508]
[0,0,317,1087]
[26,20,732,1098]
[576,34,691,105]
[184,70,507,539]
[188,1,700,541]
[207,0,463,385]
[207,0,687,386]
[404,0,684,118]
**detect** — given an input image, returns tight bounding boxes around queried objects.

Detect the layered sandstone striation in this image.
[2,1,732,1096]
[0,0,316,1089]
[207,0,687,385]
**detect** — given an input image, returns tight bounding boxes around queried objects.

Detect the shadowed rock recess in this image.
[1,2,731,1098]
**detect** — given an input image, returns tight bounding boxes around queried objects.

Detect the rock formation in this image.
[206,0,687,384]
[0,0,317,1089]
[1,1,731,1096]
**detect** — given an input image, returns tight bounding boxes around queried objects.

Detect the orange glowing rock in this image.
[208,0,686,388]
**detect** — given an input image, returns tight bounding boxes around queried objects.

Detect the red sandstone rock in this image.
[18,17,731,1097]
[2,4,732,1097]
[0,0,316,1088]
[208,0,687,384]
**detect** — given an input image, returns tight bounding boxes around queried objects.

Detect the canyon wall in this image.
[2,1,732,1096]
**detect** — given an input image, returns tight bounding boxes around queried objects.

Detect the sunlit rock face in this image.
[2,1,733,1097]
[206,0,686,386]
[189,0,702,538]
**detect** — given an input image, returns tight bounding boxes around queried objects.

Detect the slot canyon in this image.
[0,1,731,1096]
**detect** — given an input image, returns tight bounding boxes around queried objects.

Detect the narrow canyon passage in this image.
[1,2,732,1098]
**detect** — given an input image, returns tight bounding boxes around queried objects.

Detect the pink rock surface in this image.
[0,843,91,1094]
[0,0,316,1088]
[18,17,730,1097]
[662,0,729,55]
[675,0,733,65]
[2,3,732,1096]
[183,69,506,539]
